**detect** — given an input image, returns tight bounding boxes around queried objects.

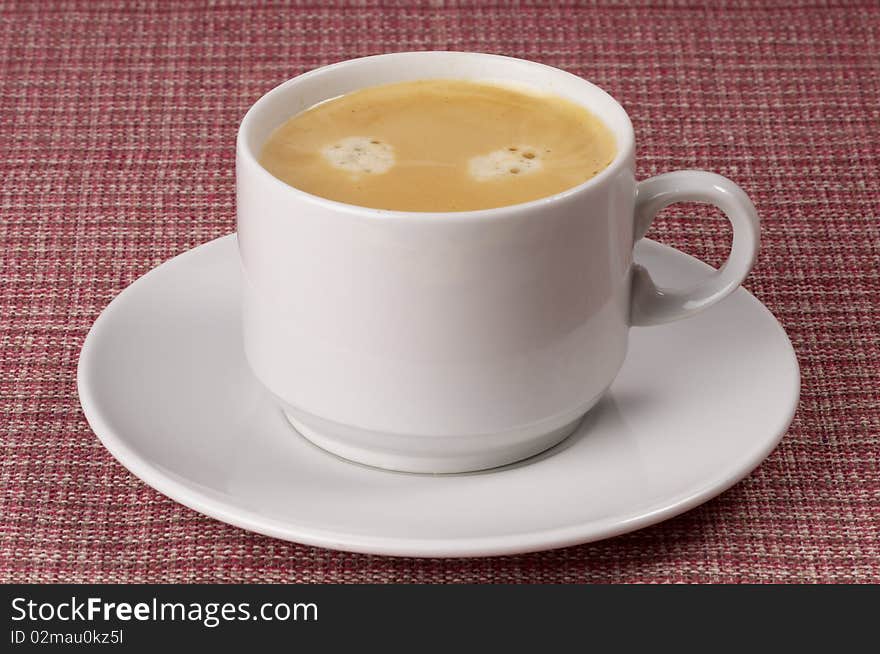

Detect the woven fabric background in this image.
[1,0,878,583]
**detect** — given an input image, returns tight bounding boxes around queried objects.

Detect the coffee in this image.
[259,79,617,212]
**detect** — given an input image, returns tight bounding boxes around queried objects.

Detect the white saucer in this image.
[78,234,799,558]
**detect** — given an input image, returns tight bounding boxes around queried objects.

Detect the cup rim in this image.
[237,51,636,222]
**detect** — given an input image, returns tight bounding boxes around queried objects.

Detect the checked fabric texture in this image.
[1,1,878,583]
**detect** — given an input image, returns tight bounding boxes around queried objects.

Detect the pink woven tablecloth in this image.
[1,1,878,583]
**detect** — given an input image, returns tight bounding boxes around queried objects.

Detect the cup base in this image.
[282,405,595,474]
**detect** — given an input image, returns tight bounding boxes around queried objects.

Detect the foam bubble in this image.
[321,136,395,176]
[468,145,545,181]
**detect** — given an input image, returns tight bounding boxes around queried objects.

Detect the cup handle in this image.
[630,170,760,326]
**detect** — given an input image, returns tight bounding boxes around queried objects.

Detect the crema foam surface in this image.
[259,79,616,212]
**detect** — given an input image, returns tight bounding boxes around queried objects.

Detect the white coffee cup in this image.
[236,52,759,473]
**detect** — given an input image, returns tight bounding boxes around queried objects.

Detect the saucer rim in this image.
[77,234,800,558]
